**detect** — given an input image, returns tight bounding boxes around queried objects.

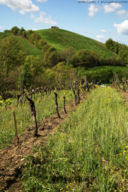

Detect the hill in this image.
[37,28,117,59]
[0,27,127,96]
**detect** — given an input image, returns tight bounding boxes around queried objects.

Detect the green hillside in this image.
[0,32,42,56]
[15,36,42,56]
[0,28,119,59]
[37,28,117,59]
[0,27,126,95]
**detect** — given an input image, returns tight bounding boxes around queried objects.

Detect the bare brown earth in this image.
[0,94,87,192]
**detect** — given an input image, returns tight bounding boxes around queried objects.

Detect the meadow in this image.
[0,90,73,148]
[37,28,116,59]
[22,87,128,192]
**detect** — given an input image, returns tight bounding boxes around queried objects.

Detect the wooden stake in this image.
[54,91,61,119]
[63,96,67,114]
[13,111,19,144]
[26,96,38,137]
[73,89,77,105]
[77,89,80,104]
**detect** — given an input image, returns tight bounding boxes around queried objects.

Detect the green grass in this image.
[22,87,128,192]
[37,28,117,59]
[0,32,10,39]
[0,32,42,56]
[0,90,73,148]
[15,36,42,56]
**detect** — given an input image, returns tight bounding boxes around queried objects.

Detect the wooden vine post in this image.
[13,111,19,144]
[63,94,67,114]
[54,90,61,119]
[73,89,77,105]
[26,96,38,137]
[72,80,81,105]
[77,88,80,104]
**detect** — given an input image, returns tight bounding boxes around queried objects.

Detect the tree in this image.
[70,49,99,68]
[23,55,44,88]
[44,47,60,67]
[11,26,20,35]
[0,36,25,77]
[60,47,75,62]
[23,62,32,88]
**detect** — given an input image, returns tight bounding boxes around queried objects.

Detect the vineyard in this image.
[1,2,128,191]
[0,85,86,191]
[22,87,128,192]
[0,90,74,148]
[0,84,128,191]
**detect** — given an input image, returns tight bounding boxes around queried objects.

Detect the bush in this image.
[70,49,99,68]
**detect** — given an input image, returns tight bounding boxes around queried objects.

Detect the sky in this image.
[0,0,128,45]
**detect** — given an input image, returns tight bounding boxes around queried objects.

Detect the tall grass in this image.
[0,90,73,148]
[22,87,128,192]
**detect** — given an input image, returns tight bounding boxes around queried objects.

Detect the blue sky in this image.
[0,0,128,44]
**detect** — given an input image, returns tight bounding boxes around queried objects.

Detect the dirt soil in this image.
[0,94,87,192]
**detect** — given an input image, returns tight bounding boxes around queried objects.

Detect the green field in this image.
[15,36,43,56]
[37,28,117,59]
[22,87,128,192]
[0,90,73,148]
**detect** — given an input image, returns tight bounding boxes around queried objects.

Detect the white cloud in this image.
[96,35,104,42]
[104,3,121,13]
[36,0,48,2]
[88,4,99,17]
[34,12,57,25]
[114,20,128,35]
[100,29,107,33]
[117,10,126,16]
[0,0,39,14]
[117,9,128,18]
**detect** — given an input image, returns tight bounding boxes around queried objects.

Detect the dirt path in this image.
[0,94,87,192]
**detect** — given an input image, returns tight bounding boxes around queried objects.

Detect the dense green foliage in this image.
[105,38,128,64]
[77,66,128,83]
[22,88,128,191]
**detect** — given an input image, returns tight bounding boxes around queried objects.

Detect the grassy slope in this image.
[37,28,117,59]
[0,32,42,56]
[22,87,128,192]
[15,36,42,56]
[0,32,10,39]
[0,29,119,60]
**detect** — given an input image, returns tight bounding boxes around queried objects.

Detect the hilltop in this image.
[37,28,117,59]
